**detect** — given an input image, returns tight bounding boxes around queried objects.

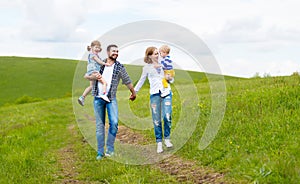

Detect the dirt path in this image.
[117,125,226,184]
[55,124,85,184]
[56,122,226,183]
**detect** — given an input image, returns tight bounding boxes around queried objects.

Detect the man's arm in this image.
[119,65,136,101]
[127,83,136,101]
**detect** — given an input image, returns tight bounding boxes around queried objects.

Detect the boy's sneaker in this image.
[96,153,104,160]
[157,142,163,153]
[164,139,173,148]
[105,150,114,157]
[100,95,110,102]
[78,96,85,106]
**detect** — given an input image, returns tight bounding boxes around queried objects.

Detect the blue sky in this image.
[1,0,300,77]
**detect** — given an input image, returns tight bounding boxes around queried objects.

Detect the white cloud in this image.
[220,58,300,78]
[84,0,135,13]
[0,27,20,42]
[118,41,203,72]
[1,0,300,77]
[20,0,87,42]
[0,0,21,7]
[209,17,267,43]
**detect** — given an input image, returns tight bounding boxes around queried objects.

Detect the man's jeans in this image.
[150,93,172,143]
[94,97,118,155]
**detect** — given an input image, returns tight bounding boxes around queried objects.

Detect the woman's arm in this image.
[134,66,148,93]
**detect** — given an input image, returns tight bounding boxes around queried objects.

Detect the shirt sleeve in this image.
[134,66,148,92]
[120,65,132,85]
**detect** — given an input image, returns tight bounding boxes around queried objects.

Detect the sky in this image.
[1,0,300,77]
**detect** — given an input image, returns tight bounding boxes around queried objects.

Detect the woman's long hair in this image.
[144,46,157,64]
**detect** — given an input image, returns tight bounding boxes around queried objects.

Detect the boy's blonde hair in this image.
[159,45,170,54]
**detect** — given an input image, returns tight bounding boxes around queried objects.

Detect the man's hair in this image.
[107,44,118,51]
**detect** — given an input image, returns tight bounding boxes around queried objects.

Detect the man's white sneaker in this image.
[157,142,163,153]
[164,139,173,148]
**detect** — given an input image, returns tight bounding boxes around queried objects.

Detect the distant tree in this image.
[252,72,261,78]
[291,71,299,76]
[263,73,271,78]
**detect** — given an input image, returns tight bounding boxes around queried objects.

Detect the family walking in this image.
[79,40,175,159]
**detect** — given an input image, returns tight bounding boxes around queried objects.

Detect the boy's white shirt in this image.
[134,63,171,95]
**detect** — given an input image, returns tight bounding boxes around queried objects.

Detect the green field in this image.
[0,56,77,106]
[0,56,299,183]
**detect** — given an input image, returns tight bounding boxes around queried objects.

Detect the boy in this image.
[159,45,175,88]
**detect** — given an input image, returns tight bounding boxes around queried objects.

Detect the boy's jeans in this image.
[150,92,172,143]
[94,97,118,155]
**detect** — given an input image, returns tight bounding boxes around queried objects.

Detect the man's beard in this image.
[109,56,116,60]
[109,55,117,60]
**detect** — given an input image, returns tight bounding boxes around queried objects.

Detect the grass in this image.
[0,56,299,183]
[175,76,300,183]
[0,99,73,183]
[0,56,78,106]
[0,98,178,183]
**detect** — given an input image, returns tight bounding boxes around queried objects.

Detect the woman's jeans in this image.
[94,97,118,155]
[150,92,172,143]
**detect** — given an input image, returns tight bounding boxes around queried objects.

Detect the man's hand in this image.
[84,72,99,81]
[129,92,136,101]
[127,83,136,101]
[95,72,103,81]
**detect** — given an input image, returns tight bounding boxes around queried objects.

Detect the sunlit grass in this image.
[1,56,299,183]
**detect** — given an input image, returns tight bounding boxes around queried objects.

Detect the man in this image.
[85,44,136,160]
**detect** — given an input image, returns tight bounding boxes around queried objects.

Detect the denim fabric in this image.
[86,53,101,75]
[94,97,118,155]
[150,92,172,142]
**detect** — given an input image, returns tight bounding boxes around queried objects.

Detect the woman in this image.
[134,46,173,153]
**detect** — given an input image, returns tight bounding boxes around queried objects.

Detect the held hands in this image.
[129,92,136,101]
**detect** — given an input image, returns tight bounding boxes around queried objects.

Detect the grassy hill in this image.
[0,56,299,183]
[0,56,238,106]
[0,56,78,106]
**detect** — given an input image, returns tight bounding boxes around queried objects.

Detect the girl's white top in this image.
[134,63,171,95]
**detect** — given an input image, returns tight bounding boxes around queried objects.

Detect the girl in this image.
[78,40,110,106]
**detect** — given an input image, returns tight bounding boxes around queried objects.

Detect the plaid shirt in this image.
[91,59,132,100]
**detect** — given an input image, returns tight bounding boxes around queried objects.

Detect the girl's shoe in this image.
[100,95,110,102]
[78,96,85,106]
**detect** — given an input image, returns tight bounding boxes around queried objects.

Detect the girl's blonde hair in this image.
[87,40,102,51]
[144,46,157,64]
